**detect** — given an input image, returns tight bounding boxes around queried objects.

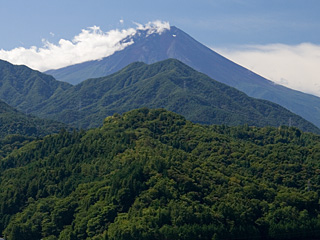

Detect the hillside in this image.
[35,59,320,133]
[0,99,70,138]
[45,26,320,129]
[1,108,320,240]
[0,60,72,112]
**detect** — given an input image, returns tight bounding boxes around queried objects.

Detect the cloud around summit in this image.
[0,21,170,72]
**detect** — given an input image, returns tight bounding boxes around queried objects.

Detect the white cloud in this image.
[215,43,320,97]
[0,21,170,72]
[134,20,170,36]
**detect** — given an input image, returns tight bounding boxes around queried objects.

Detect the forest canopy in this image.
[0,108,320,240]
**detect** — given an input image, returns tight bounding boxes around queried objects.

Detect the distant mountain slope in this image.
[0,99,69,138]
[45,26,320,129]
[0,60,72,111]
[36,59,320,133]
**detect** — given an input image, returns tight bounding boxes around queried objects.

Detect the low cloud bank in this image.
[215,43,320,97]
[0,21,170,71]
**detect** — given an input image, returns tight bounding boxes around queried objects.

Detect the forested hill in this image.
[1,108,320,240]
[0,60,71,111]
[32,59,320,133]
[0,99,70,138]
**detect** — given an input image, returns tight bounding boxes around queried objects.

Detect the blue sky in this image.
[1,0,320,96]
[1,0,319,49]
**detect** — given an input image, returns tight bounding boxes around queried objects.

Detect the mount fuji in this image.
[46,26,320,129]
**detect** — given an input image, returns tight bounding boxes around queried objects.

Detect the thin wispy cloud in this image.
[0,21,170,71]
[215,43,320,97]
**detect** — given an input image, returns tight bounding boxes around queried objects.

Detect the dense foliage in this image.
[0,100,70,138]
[33,59,320,133]
[1,108,320,240]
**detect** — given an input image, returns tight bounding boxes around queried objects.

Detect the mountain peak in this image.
[135,20,171,36]
[121,21,171,43]
[45,26,320,129]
